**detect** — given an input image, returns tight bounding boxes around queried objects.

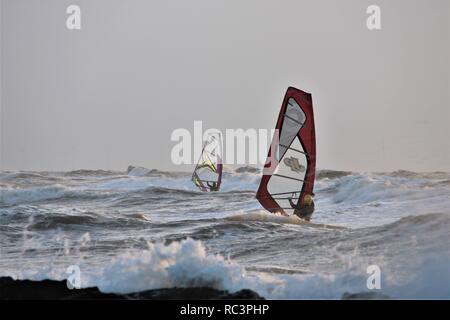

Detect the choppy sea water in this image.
[1,167,449,299]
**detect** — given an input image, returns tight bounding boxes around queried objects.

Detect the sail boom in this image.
[268,191,303,196]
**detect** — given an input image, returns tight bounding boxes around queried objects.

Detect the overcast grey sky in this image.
[1,0,449,172]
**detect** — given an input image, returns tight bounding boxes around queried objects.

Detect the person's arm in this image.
[288,198,298,209]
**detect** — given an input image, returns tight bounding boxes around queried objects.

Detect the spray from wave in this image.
[1,167,449,298]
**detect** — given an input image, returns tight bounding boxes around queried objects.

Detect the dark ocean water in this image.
[1,167,449,298]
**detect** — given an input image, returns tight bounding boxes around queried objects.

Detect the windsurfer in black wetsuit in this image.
[207,181,219,192]
[288,194,315,221]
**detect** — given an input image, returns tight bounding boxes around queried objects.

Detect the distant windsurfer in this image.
[192,135,223,192]
[288,194,315,221]
[207,181,219,192]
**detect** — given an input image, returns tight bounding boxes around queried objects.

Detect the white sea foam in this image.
[78,238,449,299]
[2,170,449,299]
[0,185,72,206]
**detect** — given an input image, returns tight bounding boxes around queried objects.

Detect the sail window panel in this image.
[277,98,306,162]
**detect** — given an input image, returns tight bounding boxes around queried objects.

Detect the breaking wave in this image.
[10,222,448,299]
[2,167,449,299]
[89,212,450,298]
[316,172,449,205]
[0,185,102,206]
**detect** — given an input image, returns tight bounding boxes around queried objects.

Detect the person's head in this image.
[303,194,313,206]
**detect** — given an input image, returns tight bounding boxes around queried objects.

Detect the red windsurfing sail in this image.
[256,87,316,215]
